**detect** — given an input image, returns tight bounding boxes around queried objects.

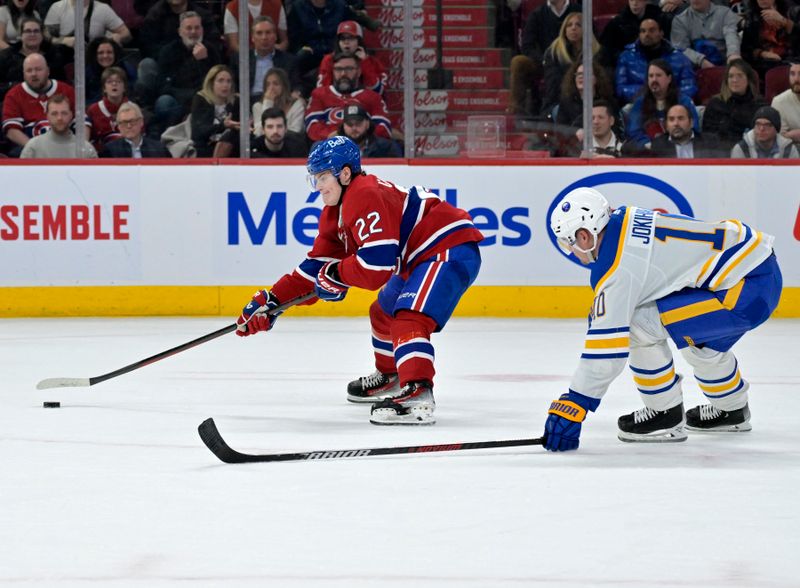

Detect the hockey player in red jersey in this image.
[236,136,483,425]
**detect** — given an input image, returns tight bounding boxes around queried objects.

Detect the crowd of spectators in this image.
[4,0,800,159]
[512,0,800,158]
[0,0,398,159]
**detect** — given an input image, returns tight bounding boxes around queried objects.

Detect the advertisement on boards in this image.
[0,164,798,287]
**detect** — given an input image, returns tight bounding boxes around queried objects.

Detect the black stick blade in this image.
[198,418,253,464]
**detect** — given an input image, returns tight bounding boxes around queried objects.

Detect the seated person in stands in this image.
[651,103,724,158]
[0,16,69,100]
[599,0,666,66]
[670,0,740,68]
[87,67,129,153]
[223,0,288,54]
[253,66,306,135]
[103,101,172,158]
[731,105,800,158]
[251,106,308,157]
[305,52,391,142]
[138,0,220,60]
[152,11,222,135]
[771,61,800,143]
[556,60,616,130]
[615,17,696,104]
[541,12,598,116]
[317,20,386,95]
[337,102,401,158]
[231,16,300,104]
[85,37,136,103]
[2,52,76,157]
[741,0,800,80]
[702,59,766,152]
[190,64,240,158]
[573,100,624,158]
[20,93,96,158]
[625,58,699,149]
[45,0,132,47]
[0,0,41,50]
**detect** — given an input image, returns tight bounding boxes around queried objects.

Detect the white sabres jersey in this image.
[570,206,775,400]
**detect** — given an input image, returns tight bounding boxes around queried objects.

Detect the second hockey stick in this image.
[198,417,546,463]
[36,292,315,390]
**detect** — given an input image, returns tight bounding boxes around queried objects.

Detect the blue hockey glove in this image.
[315,261,348,302]
[543,392,599,452]
[236,289,281,337]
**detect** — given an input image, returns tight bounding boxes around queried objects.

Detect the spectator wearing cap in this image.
[316,20,386,94]
[251,106,308,157]
[731,105,800,157]
[305,52,392,142]
[338,102,401,157]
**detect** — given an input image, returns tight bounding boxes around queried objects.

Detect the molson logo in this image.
[415,113,447,131]
[414,134,459,156]
[379,28,425,48]
[377,7,424,27]
[547,171,693,267]
[414,90,448,111]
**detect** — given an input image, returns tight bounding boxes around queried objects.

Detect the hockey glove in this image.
[543,391,599,452]
[236,289,281,337]
[315,261,348,302]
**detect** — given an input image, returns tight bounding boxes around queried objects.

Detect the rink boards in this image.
[0,160,798,317]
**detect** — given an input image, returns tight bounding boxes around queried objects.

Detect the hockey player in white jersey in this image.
[543,187,783,451]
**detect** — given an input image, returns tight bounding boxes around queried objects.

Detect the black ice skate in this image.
[347,370,400,403]
[686,403,752,432]
[369,381,435,426]
[617,403,687,443]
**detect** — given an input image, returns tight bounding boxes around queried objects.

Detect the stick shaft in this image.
[198,418,545,463]
[37,292,315,389]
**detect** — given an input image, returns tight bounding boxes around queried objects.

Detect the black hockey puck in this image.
[43,401,61,408]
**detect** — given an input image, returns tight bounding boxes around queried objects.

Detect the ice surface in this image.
[2,317,798,587]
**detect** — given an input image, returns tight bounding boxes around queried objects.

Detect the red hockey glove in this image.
[236,290,281,337]
[315,261,348,302]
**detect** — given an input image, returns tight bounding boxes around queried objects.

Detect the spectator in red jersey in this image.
[317,20,386,95]
[87,66,130,153]
[223,0,288,54]
[0,16,69,101]
[2,52,76,156]
[305,52,391,142]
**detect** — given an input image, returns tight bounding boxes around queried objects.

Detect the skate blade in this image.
[685,422,752,433]
[618,427,688,443]
[369,406,436,426]
[347,390,402,404]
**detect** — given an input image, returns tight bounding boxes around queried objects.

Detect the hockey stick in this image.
[36,292,316,390]
[198,417,546,463]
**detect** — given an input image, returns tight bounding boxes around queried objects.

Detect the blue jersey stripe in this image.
[357,243,399,268]
[701,224,752,289]
[398,187,423,259]
[588,326,631,335]
[630,360,674,375]
[637,375,679,395]
[371,336,393,353]
[702,378,745,399]
[695,360,738,384]
[581,352,630,360]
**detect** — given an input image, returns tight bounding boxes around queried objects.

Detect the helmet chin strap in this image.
[573,232,598,262]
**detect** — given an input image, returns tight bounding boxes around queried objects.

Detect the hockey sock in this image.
[370,300,397,375]
[680,346,748,411]
[629,341,683,411]
[391,310,437,386]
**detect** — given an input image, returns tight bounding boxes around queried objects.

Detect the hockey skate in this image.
[369,381,435,425]
[347,370,401,403]
[617,404,687,443]
[686,403,752,432]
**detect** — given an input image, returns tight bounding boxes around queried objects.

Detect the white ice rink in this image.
[2,316,799,587]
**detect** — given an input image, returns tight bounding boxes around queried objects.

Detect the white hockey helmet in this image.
[550,187,611,253]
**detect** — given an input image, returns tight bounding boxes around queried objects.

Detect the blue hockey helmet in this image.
[306,136,361,186]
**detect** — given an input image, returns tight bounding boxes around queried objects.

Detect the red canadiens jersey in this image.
[87,97,127,149]
[270,173,484,304]
[316,53,387,95]
[2,81,76,137]
[305,86,391,142]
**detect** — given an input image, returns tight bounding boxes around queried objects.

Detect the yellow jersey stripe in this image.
[633,369,676,387]
[699,371,741,393]
[584,336,630,349]
[722,279,745,310]
[594,208,631,294]
[711,231,762,290]
[660,298,723,326]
